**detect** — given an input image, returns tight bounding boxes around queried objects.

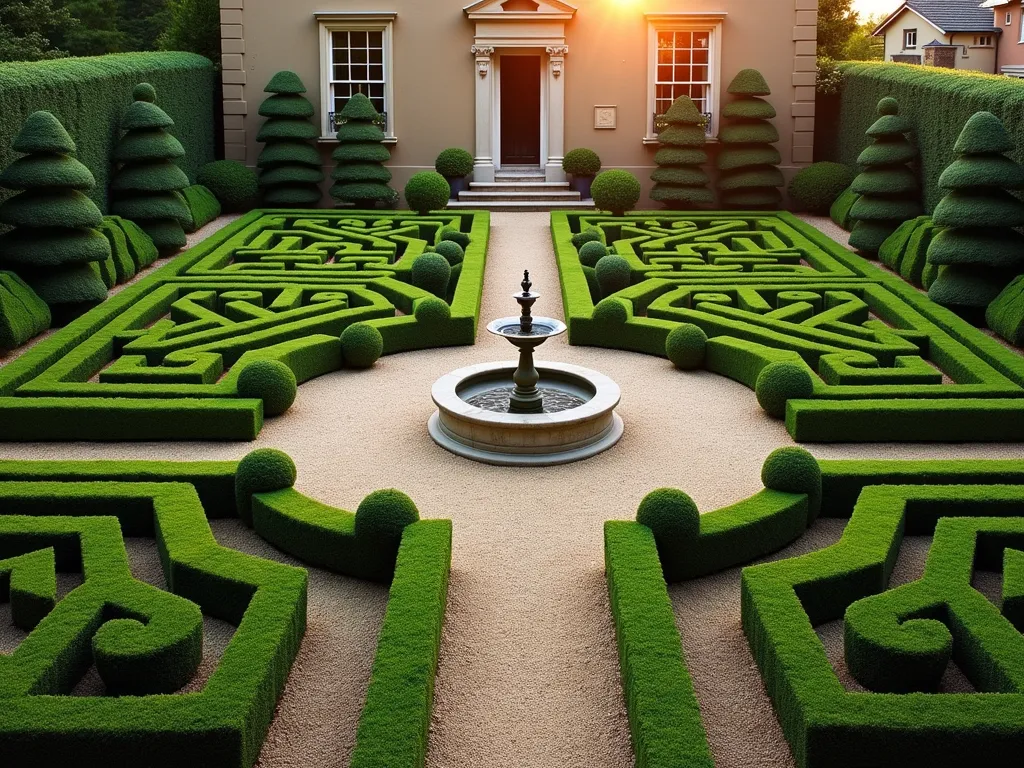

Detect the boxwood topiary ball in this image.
[665,323,707,370]
[787,162,855,215]
[761,446,822,522]
[440,227,471,249]
[571,228,602,249]
[412,251,452,298]
[133,82,157,103]
[355,488,420,541]
[197,160,260,212]
[562,148,602,177]
[405,171,450,215]
[637,488,700,547]
[414,296,451,324]
[591,169,641,216]
[433,240,465,266]
[592,297,630,324]
[435,148,475,179]
[234,448,297,523]
[236,359,297,417]
[755,361,814,418]
[578,240,608,268]
[341,322,384,369]
[596,254,631,298]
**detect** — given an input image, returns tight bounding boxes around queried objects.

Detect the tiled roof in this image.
[903,0,999,32]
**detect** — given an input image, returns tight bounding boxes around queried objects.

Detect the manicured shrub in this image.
[341,322,384,369]
[433,239,464,266]
[987,275,1024,346]
[405,171,449,215]
[197,160,260,212]
[578,239,608,268]
[354,488,420,542]
[0,111,109,315]
[96,216,158,284]
[562,148,601,177]
[848,97,922,256]
[665,323,707,370]
[414,296,451,324]
[0,271,50,350]
[830,185,860,230]
[926,111,1024,316]
[636,488,700,550]
[878,215,937,288]
[256,71,324,207]
[110,83,190,255]
[650,95,712,209]
[582,265,600,303]
[788,162,855,214]
[592,296,630,324]
[755,360,814,418]
[435,148,474,179]
[592,169,640,216]
[411,251,451,299]
[717,69,783,209]
[760,446,821,522]
[595,254,631,298]
[440,226,471,249]
[571,227,602,249]
[330,92,396,208]
[234,447,297,522]
[236,359,297,417]
[179,184,221,232]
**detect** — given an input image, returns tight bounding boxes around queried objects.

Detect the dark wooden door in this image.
[500,56,541,165]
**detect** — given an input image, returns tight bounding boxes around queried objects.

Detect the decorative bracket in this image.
[471,45,495,78]
[546,45,568,77]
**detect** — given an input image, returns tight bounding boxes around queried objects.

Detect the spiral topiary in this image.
[592,296,630,324]
[665,323,707,370]
[755,361,814,418]
[197,160,260,212]
[405,171,450,215]
[571,228,602,249]
[440,227,471,249]
[562,148,601,177]
[435,148,474,179]
[354,488,420,541]
[411,251,451,299]
[578,240,608,268]
[717,69,783,208]
[761,446,822,522]
[637,488,700,549]
[414,296,451,324]
[236,359,297,417]
[788,162,855,214]
[256,71,324,207]
[595,254,631,298]
[591,169,641,216]
[433,240,464,266]
[650,95,712,209]
[234,448,297,524]
[341,322,384,369]
[330,92,396,208]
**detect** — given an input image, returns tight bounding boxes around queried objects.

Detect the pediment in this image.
[464,0,577,20]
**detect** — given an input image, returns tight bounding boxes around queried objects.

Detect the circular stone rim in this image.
[485,315,567,339]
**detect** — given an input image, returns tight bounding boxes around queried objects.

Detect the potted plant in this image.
[435,148,475,199]
[563,148,602,199]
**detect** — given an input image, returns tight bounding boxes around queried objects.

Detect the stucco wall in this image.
[996,0,1024,71]
[880,10,996,73]
[221,0,816,205]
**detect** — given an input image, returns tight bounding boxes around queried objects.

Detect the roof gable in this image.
[464,0,577,18]
[874,0,998,34]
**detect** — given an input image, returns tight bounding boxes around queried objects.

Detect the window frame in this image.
[904,28,918,49]
[316,12,397,142]
[1020,10,1024,42]
[645,15,724,142]
[972,34,994,47]
[1007,11,1013,25]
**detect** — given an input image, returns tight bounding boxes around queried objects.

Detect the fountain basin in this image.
[428,360,623,466]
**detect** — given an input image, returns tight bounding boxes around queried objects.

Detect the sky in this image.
[853,0,904,20]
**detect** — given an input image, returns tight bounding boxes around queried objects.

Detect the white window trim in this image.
[970,34,994,47]
[904,28,918,49]
[1020,10,1024,42]
[316,12,397,143]
[644,13,725,143]
[1007,11,1013,25]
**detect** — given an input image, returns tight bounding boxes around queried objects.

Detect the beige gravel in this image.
[0,212,1021,767]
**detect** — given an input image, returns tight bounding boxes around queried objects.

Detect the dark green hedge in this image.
[826,62,1024,212]
[0,53,215,214]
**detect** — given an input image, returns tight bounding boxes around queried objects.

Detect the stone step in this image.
[459,190,581,202]
[470,181,571,193]
[494,172,547,183]
[448,200,596,212]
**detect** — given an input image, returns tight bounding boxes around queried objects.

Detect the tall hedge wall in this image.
[827,62,1024,212]
[0,53,215,214]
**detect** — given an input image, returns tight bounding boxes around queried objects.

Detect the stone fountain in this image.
[428,271,623,466]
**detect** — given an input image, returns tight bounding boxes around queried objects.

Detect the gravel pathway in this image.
[1,212,1022,767]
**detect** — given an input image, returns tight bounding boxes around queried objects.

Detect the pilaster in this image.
[221,0,247,162]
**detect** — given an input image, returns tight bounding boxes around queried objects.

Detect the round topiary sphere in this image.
[787,162,855,215]
[755,361,815,419]
[591,169,641,216]
[878,97,899,115]
[236,360,297,417]
[440,227,471,249]
[234,448,297,523]
[435,148,475,179]
[665,324,707,370]
[414,296,451,324]
[578,240,608,268]
[341,322,384,369]
[405,171,450,215]
[197,160,260,212]
[562,148,602,177]
[433,240,465,266]
[354,488,420,540]
[761,446,822,522]
[637,488,700,546]
[592,296,629,324]
[595,254,631,298]
[571,228,603,249]
[412,251,452,298]
[133,82,157,103]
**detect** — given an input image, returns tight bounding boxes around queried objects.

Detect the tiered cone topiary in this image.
[717,69,783,208]
[649,95,712,209]
[926,111,1024,317]
[0,111,110,316]
[847,97,922,257]
[110,83,190,255]
[257,71,324,207]
[330,93,396,208]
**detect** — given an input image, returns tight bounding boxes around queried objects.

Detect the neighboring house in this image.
[982,0,1024,76]
[218,0,817,202]
[873,0,998,72]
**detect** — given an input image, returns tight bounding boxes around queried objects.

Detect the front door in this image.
[500,55,541,165]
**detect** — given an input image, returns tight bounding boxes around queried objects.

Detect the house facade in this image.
[983,0,1024,75]
[873,0,998,73]
[217,0,818,202]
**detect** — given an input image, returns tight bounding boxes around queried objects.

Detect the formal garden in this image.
[0,44,1022,768]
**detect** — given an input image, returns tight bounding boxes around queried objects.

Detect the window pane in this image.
[369,47,383,64]
[694,32,709,48]
[351,30,366,47]
[657,65,672,82]
[658,49,672,64]
[332,31,348,47]
[352,48,367,64]
[693,65,708,82]
[657,84,673,100]
[675,31,692,48]
[674,48,691,65]
[333,64,349,81]
[352,65,368,80]
[368,31,383,47]
[693,48,708,64]
[674,65,690,82]
[334,48,348,64]
[658,31,673,48]
[369,65,384,81]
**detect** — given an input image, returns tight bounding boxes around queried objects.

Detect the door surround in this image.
[465,0,576,182]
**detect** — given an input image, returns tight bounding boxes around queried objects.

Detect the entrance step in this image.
[459,190,581,203]
[448,199,595,212]
[470,181,571,193]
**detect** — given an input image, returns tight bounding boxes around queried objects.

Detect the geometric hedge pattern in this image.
[0,210,489,441]
[553,212,1024,441]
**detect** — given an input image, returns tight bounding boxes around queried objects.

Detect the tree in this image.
[927,111,1024,316]
[110,83,190,255]
[848,97,922,256]
[157,0,219,64]
[649,95,712,209]
[0,0,75,61]
[818,0,859,59]
[52,0,124,56]
[257,71,323,207]
[115,0,168,52]
[330,93,396,208]
[843,15,884,61]
[0,111,109,314]
[717,69,783,209]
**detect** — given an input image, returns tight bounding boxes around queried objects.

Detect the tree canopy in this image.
[818,0,860,59]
